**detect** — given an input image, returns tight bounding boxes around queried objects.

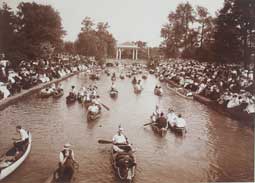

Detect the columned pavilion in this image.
[116,42,138,60]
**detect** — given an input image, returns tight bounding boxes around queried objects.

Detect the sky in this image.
[1,0,224,47]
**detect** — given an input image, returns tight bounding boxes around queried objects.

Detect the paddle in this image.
[100,103,110,111]
[98,139,113,144]
[143,122,154,126]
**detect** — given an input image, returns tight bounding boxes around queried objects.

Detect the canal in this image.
[0,70,254,183]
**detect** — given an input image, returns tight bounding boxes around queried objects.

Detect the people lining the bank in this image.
[155,59,255,115]
[0,54,91,101]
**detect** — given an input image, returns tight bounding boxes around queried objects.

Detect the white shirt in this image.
[176,117,186,128]
[167,112,177,127]
[19,129,29,141]
[112,134,127,144]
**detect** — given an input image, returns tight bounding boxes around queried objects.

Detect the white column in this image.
[119,49,122,60]
[132,49,135,60]
[116,48,118,59]
[135,49,138,60]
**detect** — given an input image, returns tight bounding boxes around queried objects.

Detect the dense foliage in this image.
[160,0,255,65]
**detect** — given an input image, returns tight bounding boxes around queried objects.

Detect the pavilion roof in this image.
[117,42,138,48]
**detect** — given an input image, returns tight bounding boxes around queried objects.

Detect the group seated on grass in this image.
[155,59,255,115]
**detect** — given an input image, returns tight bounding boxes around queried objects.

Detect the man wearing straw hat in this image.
[58,143,75,180]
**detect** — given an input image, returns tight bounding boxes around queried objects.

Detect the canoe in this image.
[169,124,186,135]
[150,115,168,136]
[112,145,136,183]
[167,83,193,100]
[132,79,137,85]
[87,106,101,121]
[154,88,163,96]
[175,88,193,100]
[44,161,77,183]
[142,75,147,80]
[109,90,118,98]
[134,85,142,94]
[0,131,32,180]
[39,89,54,98]
[53,90,64,98]
[66,95,76,104]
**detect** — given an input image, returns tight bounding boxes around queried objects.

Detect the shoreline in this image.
[0,71,79,111]
[166,80,254,126]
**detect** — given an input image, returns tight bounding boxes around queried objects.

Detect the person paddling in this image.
[58,143,75,180]
[155,112,168,129]
[13,125,29,152]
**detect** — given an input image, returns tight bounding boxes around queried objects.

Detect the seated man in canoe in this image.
[56,143,75,182]
[167,109,178,128]
[112,127,136,168]
[175,114,187,130]
[110,82,118,92]
[13,125,29,152]
[0,126,29,170]
[155,112,168,129]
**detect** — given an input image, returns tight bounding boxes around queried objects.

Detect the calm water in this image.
[0,70,254,183]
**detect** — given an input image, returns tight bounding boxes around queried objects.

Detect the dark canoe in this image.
[44,163,76,183]
[66,95,76,104]
[53,90,64,98]
[154,88,163,96]
[151,123,167,136]
[111,147,136,183]
[193,94,254,126]
[109,90,118,98]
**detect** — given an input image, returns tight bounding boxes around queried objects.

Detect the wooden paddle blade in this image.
[101,103,110,111]
[143,122,153,126]
[98,139,113,144]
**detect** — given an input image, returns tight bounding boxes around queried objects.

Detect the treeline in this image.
[160,0,255,65]
[0,2,116,65]
[64,17,116,63]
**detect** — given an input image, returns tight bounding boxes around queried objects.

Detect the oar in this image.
[98,139,113,144]
[143,122,154,126]
[100,103,110,111]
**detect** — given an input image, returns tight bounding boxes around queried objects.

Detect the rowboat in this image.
[112,145,136,183]
[0,131,32,180]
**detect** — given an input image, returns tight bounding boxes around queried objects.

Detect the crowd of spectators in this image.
[0,54,90,101]
[155,59,255,116]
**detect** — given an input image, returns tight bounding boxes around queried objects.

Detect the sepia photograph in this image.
[0,0,254,182]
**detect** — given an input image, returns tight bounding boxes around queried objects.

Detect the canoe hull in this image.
[0,132,32,180]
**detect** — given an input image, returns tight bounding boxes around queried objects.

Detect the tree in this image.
[160,2,196,58]
[15,2,65,59]
[0,3,19,62]
[214,0,255,65]
[76,17,116,63]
